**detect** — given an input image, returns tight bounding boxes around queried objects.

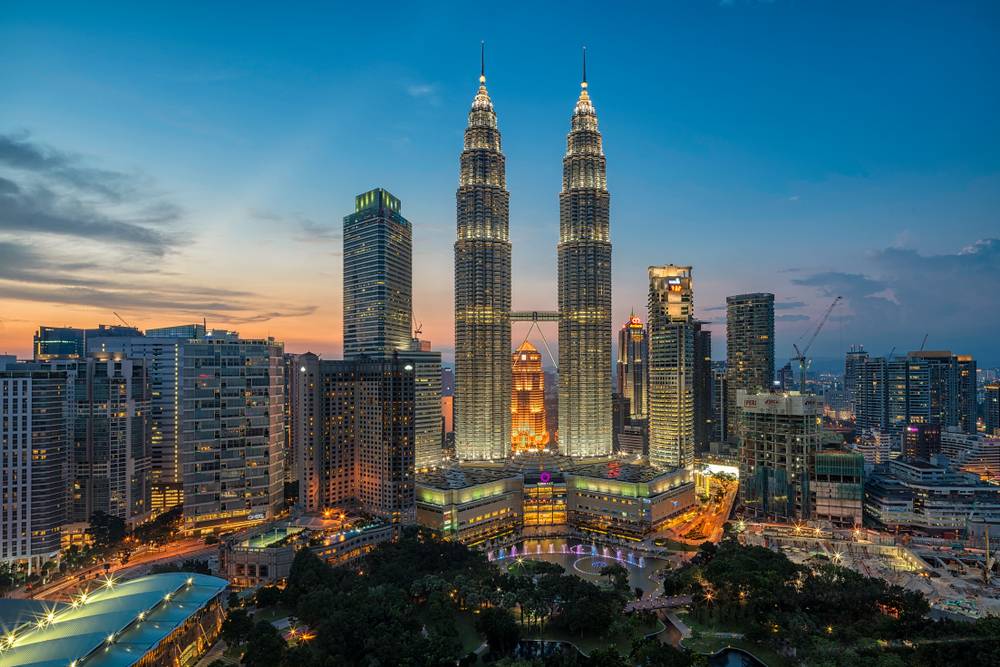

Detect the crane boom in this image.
[792,296,842,390]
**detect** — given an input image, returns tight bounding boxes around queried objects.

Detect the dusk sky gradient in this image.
[1,1,998,366]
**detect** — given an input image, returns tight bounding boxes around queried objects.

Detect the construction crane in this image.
[113,311,134,329]
[919,333,928,352]
[791,296,842,390]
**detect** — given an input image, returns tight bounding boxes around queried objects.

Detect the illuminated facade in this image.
[616,313,648,421]
[343,188,412,358]
[293,354,416,524]
[558,57,612,458]
[511,341,549,453]
[181,334,285,532]
[416,468,523,545]
[987,384,1000,436]
[647,265,695,469]
[0,367,66,569]
[725,293,775,444]
[454,58,512,461]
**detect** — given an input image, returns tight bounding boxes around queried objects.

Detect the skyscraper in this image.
[181,334,285,532]
[987,383,1000,436]
[294,354,416,524]
[725,293,775,443]
[647,265,695,469]
[454,53,511,461]
[855,355,889,432]
[511,341,548,453]
[558,52,612,458]
[0,367,67,571]
[33,326,85,360]
[887,351,977,436]
[844,344,868,409]
[693,321,713,454]
[343,188,412,358]
[617,313,648,422]
[67,354,152,522]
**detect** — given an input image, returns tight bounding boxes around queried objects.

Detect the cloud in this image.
[406,83,438,99]
[250,208,339,243]
[776,314,810,322]
[774,300,806,310]
[0,133,183,255]
[792,238,1000,357]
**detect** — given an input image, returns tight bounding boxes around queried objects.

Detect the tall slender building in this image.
[512,341,549,453]
[725,293,775,443]
[454,50,511,460]
[647,265,695,469]
[343,188,412,358]
[559,50,612,458]
[693,321,713,454]
[617,313,648,422]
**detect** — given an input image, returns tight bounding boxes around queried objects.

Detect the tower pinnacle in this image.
[480,41,486,84]
[582,46,587,89]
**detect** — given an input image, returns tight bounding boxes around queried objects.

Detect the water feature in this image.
[707,648,767,667]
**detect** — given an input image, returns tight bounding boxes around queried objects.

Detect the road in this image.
[14,538,216,601]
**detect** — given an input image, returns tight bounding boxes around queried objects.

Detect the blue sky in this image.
[1,1,998,366]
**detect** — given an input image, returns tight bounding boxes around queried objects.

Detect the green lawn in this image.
[253,606,292,623]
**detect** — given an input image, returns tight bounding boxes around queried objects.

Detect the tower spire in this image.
[582,46,587,88]
[480,41,486,84]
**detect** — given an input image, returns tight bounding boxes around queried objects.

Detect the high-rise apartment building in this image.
[738,390,820,521]
[181,334,285,532]
[617,313,648,422]
[67,354,152,523]
[343,188,413,358]
[844,344,868,409]
[693,321,712,454]
[558,62,612,459]
[33,326,85,360]
[902,423,942,461]
[454,61,512,461]
[294,354,415,524]
[647,265,695,469]
[403,341,443,470]
[987,384,1000,436]
[88,331,202,513]
[887,351,977,436]
[725,293,775,444]
[854,355,889,431]
[0,367,67,570]
[511,342,548,453]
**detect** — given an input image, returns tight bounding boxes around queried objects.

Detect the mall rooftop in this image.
[0,572,228,667]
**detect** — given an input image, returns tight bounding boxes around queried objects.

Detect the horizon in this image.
[2,2,998,365]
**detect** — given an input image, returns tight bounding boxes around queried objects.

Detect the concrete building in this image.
[939,428,1000,483]
[343,188,412,358]
[864,458,1000,535]
[647,265,695,469]
[0,368,67,570]
[986,383,1000,436]
[738,390,820,521]
[888,351,977,436]
[558,65,612,459]
[67,354,152,523]
[844,344,868,411]
[293,354,415,525]
[87,332,199,513]
[511,342,548,453]
[902,423,941,461]
[454,63,512,462]
[710,362,728,444]
[416,467,523,545]
[725,293,775,444]
[180,334,285,533]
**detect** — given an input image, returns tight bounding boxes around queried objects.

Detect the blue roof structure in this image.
[0,572,228,667]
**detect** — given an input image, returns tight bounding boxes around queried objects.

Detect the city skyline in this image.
[2,3,999,365]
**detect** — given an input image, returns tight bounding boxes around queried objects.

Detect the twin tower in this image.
[454,51,612,461]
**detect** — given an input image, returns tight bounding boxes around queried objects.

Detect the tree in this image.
[220,608,254,646]
[243,620,286,667]
[588,647,630,667]
[255,585,283,608]
[599,562,630,593]
[630,638,694,667]
[475,607,521,657]
[87,511,126,550]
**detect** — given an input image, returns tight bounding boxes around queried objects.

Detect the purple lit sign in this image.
[540,471,552,483]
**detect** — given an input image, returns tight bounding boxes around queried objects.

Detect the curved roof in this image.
[0,572,228,667]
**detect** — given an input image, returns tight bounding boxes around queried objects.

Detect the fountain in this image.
[536,544,542,555]
[638,556,645,569]
[498,547,506,560]
[602,546,609,558]
[548,543,555,554]
[616,549,623,561]
[627,552,636,565]
[511,545,518,558]
[488,551,494,561]
[590,544,598,557]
